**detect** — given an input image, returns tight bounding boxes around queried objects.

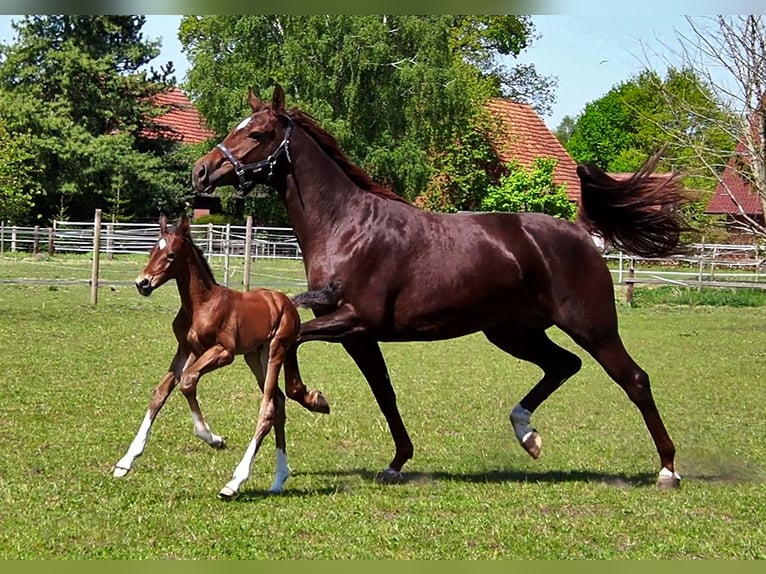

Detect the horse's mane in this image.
[187,236,218,285]
[285,107,410,205]
[166,222,219,285]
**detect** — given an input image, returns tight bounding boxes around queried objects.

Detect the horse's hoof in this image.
[375,467,404,484]
[218,486,237,500]
[112,466,130,478]
[656,469,681,489]
[211,437,227,450]
[308,390,330,414]
[521,430,542,459]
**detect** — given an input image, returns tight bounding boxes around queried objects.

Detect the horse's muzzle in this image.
[135,277,154,297]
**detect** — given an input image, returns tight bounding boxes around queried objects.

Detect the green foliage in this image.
[565,68,736,181]
[0,119,40,224]
[632,285,766,307]
[479,157,577,219]
[179,15,552,209]
[0,16,190,224]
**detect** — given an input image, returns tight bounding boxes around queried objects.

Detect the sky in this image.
[0,14,715,130]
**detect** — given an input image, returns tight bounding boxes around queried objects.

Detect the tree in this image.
[565,68,734,178]
[179,15,555,209]
[553,115,576,146]
[0,15,190,224]
[0,119,39,224]
[478,158,576,219]
[645,16,766,237]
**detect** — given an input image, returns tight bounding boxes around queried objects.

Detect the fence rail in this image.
[4,214,766,304]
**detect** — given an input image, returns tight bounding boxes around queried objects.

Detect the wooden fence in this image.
[3,210,766,304]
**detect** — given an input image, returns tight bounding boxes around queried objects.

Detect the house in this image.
[485,98,581,204]
[705,136,765,228]
[148,86,214,145]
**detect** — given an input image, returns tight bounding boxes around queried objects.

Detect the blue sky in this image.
[0,14,714,130]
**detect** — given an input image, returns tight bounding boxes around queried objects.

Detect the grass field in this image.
[0,256,765,558]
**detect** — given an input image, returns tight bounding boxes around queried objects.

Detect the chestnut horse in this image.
[192,84,691,488]
[112,215,327,499]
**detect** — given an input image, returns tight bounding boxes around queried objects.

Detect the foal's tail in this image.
[576,152,694,258]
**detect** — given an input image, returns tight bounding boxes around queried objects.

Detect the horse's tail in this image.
[575,152,694,258]
[291,281,343,311]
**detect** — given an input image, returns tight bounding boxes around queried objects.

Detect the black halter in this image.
[215,117,294,193]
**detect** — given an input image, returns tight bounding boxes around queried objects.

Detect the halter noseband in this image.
[215,117,294,192]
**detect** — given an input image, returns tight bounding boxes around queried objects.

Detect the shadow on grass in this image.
[296,467,659,488]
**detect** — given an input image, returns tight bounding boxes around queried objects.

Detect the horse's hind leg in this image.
[585,336,680,488]
[283,343,330,414]
[219,344,289,499]
[484,326,582,459]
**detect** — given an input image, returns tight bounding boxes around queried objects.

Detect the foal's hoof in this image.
[211,436,227,450]
[656,469,682,490]
[520,431,542,460]
[375,467,404,484]
[308,389,330,414]
[218,486,237,500]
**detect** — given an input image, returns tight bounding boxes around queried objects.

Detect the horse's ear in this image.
[247,87,261,111]
[177,214,190,236]
[159,214,167,234]
[272,83,285,112]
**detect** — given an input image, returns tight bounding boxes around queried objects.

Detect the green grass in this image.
[0,263,765,558]
[632,285,766,307]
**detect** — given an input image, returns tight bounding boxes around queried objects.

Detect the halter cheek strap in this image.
[216,118,294,193]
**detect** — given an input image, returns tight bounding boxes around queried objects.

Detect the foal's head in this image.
[135,215,190,296]
[192,84,290,194]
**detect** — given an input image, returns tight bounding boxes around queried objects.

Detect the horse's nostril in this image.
[197,164,207,181]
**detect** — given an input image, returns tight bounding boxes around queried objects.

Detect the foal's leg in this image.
[113,348,191,477]
[179,344,235,449]
[484,327,582,460]
[219,343,290,499]
[283,343,330,414]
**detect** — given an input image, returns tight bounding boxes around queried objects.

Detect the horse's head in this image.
[135,214,190,296]
[192,84,292,195]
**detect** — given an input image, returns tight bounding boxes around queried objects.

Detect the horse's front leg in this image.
[341,336,413,484]
[283,305,367,413]
[287,306,412,483]
[180,344,235,449]
[113,347,190,477]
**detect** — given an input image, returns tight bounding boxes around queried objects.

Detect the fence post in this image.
[626,257,635,305]
[11,226,17,252]
[90,209,102,305]
[48,225,55,255]
[106,223,114,261]
[223,223,231,287]
[32,225,40,254]
[1,221,4,255]
[206,223,213,259]
[243,215,253,291]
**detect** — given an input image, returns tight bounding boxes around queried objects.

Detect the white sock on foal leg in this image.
[114,410,153,477]
[269,448,290,493]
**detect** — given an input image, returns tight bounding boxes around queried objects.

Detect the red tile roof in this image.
[148,87,214,144]
[486,98,581,203]
[706,140,763,217]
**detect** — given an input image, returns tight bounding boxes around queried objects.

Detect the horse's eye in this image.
[167,252,176,262]
[248,132,263,141]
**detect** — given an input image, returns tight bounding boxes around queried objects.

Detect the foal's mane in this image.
[168,222,218,285]
[285,107,410,205]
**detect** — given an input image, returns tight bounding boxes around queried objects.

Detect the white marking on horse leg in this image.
[510,404,542,459]
[113,410,153,477]
[657,466,682,488]
[191,411,225,448]
[269,448,290,493]
[219,436,260,499]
